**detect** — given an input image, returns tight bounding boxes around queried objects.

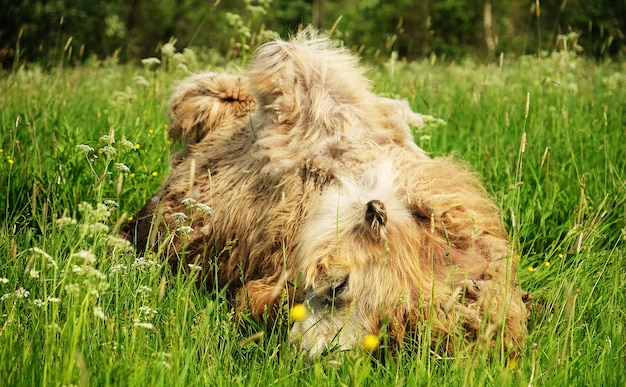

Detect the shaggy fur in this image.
[123,29,527,356]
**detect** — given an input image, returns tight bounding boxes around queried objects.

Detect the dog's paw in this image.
[168,72,256,146]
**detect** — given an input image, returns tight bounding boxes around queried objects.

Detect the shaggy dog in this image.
[123,30,527,356]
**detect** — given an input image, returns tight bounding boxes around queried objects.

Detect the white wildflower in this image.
[81,266,107,281]
[93,306,107,320]
[47,297,61,303]
[101,341,119,350]
[107,236,133,251]
[56,216,77,227]
[172,212,188,223]
[132,257,162,271]
[176,63,190,74]
[71,250,96,263]
[119,138,136,152]
[421,115,448,130]
[34,299,46,307]
[195,203,213,214]
[132,75,150,87]
[136,285,152,294]
[139,305,158,317]
[84,222,109,235]
[161,43,176,57]
[109,264,128,274]
[188,264,203,272]
[99,145,117,158]
[0,288,30,301]
[141,57,161,67]
[154,352,173,370]
[181,197,196,207]
[99,134,114,144]
[173,53,184,65]
[72,265,84,275]
[113,163,130,174]
[0,278,8,284]
[96,281,109,293]
[176,226,194,235]
[76,144,95,154]
[14,287,30,299]
[93,203,111,221]
[64,283,81,297]
[104,199,119,209]
[78,201,94,213]
[133,319,154,330]
[29,269,40,279]
[77,202,111,232]
[47,323,61,332]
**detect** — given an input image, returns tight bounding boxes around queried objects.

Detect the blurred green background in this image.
[2,0,625,68]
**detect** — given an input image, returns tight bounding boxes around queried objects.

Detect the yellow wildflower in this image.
[506,357,519,370]
[290,304,308,322]
[362,334,379,352]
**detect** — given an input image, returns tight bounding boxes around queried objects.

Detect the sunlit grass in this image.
[1,46,624,385]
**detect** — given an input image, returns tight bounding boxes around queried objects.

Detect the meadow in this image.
[1,43,625,386]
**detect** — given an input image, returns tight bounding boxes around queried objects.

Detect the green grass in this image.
[1,49,625,386]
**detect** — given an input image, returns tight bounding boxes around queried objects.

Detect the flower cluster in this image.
[78,202,112,236]
[1,287,30,301]
[1,169,180,371]
[75,131,138,201]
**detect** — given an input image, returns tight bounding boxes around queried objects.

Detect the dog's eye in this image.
[328,276,349,299]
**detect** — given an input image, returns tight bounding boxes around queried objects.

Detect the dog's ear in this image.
[364,199,387,239]
[168,73,256,146]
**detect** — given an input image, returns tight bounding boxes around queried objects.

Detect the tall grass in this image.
[1,43,624,385]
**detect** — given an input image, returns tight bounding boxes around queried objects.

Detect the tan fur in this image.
[167,72,256,166]
[123,28,527,356]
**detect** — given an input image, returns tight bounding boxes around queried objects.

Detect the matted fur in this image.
[123,29,527,356]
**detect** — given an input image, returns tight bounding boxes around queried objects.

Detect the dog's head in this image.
[289,153,524,356]
[289,161,441,356]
